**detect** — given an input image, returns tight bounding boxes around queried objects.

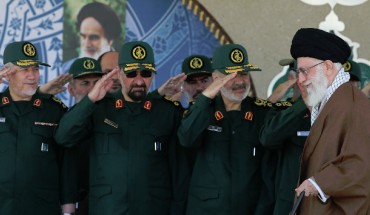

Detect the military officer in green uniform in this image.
[55,41,189,215]
[181,55,213,106]
[65,57,105,215]
[0,41,75,215]
[177,44,274,215]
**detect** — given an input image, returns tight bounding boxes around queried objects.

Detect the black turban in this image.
[290,28,350,64]
[77,2,121,41]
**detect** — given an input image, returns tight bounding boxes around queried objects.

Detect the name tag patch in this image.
[0,117,5,123]
[297,131,309,137]
[207,125,222,132]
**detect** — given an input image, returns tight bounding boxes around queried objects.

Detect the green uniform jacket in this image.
[177,94,272,215]
[259,99,310,215]
[0,89,75,215]
[55,92,190,215]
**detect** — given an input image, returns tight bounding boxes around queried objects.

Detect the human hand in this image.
[202,73,237,99]
[268,78,297,103]
[39,73,73,95]
[158,73,187,97]
[88,67,119,102]
[295,179,318,197]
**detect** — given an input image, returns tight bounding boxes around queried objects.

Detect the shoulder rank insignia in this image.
[274,101,292,107]
[143,101,152,110]
[164,96,180,106]
[2,97,10,105]
[254,98,272,107]
[52,96,67,110]
[245,111,253,121]
[33,98,41,107]
[115,99,123,109]
[215,111,224,121]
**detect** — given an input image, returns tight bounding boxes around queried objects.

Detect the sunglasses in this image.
[125,70,153,78]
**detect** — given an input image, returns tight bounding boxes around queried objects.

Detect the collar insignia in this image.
[143,101,152,110]
[33,99,41,107]
[215,111,224,121]
[2,97,9,105]
[245,111,253,121]
[115,99,123,109]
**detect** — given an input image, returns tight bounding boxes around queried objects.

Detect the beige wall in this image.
[199,0,370,98]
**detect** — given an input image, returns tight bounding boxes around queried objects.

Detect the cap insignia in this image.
[230,49,243,63]
[245,111,253,121]
[343,61,351,72]
[23,43,36,57]
[143,101,152,110]
[132,45,146,60]
[215,111,224,121]
[83,59,95,69]
[189,57,203,69]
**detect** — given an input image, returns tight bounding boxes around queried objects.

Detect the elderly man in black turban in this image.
[289,28,370,215]
[77,2,121,59]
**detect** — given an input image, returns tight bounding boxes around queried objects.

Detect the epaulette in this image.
[254,97,273,108]
[163,96,182,108]
[51,96,68,111]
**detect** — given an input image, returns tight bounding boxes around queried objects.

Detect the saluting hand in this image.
[0,66,16,83]
[202,72,237,99]
[88,67,119,102]
[158,73,187,97]
[39,73,73,95]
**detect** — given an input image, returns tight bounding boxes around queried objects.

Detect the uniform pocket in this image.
[90,184,112,198]
[190,187,219,201]
[0,123,11,153]
[94,126,122,154]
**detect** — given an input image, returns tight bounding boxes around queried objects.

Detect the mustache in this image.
[232,84,247,90]
[24,81,38,84]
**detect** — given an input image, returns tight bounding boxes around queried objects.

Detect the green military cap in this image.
[279,58,297,71]
[118,41,156,74]
[212,44,261,74]
[3,41,50,67]
[182,55,212,77]
[343,60,361,81]
[69,57,104,79]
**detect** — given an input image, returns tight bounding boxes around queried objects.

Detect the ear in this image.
[323,60,335,75]
[108,39,114,47]
[67,84,74,96]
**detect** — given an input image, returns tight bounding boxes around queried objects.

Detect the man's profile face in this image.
[100,52,121,93]
[119,70,154,102]
[68,74,101,103]
[183,74,212,102]
[79,17,112,59]
[7,65,39,100]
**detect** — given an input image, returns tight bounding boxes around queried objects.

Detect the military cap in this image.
[3,41,50,67]
[290,28,351,64]
[182,55,212,77]
[118,41,156,73]
[69,57,104,79]
[77,2,121,41]
[212,44,261,74]
[343,60,361,81]
[279,58,297,71]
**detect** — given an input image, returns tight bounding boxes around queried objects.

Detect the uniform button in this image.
[232,131,235,135]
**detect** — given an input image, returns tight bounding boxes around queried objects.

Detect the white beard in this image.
[79,39,112,59]
[305,67,328,107]
[220,83,250,102]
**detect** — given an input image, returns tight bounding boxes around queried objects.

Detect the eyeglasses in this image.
[125,70,153,78]
[296,61,324,76]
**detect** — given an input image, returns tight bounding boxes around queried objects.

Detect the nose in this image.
[298,72,306,84]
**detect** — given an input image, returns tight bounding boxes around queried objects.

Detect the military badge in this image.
[0,117,5,123]
[83,59,95,69]
[143,101,152,110]
[132,45,146,60]
[230,49,244,63]
[189,57,203,69]
[23,42,36,57]
[41,143,49,152]
[115,99,123,109]
[2,97,10,105]
[245,111,253,121]
[215,111,224,121]
[33,99,41,107]
[104,118,118,128]
[343,61,351,72]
